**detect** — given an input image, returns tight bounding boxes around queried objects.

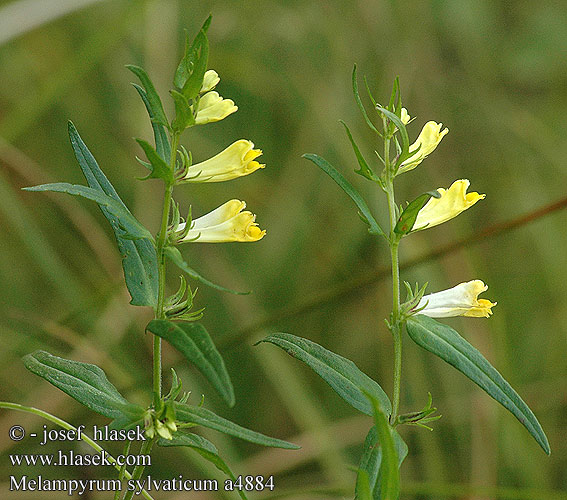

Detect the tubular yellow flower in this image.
[399,121,449,173]
[178,200,265,243]
[413,179,484,231]
[181,140,264,182]
[417,280,496,318]
[400,107,411,125]
[200,69,220,93]
[195,91,237,125]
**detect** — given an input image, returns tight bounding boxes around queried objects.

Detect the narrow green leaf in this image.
[303,153,386,238]
[23,183,152,240]
[170,89,195,132]
[406,315,550,454]
[147,320,235,407]
[132,83,171,163]
[135,139,174,183]
[174,403,299,449]
[22,351,144,421]
[352,65,380,135]
[175,16,211,99]
[259,333,391,416]
[340,120,378,182]
[67,122,158,306]
[366,396,401,500]
[126,65,169,127]
[356,426,408,500]
[166,247,250,295]
[394,191,439,235]
[158,433,248,500]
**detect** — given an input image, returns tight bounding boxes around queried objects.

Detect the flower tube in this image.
[178,200,265,243]
[399,121,449,173]
[195,91,237,124]
[416,280,496,318]
[413,179,484,231]
[181,140,264,182]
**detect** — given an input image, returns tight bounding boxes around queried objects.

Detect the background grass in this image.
[0,0,566,498]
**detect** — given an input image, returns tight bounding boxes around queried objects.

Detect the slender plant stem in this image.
[0,402,155,500]
[383,124,403,424]
[153,132,179,398]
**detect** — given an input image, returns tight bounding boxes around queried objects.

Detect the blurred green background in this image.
[1,0,566,498]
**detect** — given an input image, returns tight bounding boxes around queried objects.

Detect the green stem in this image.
[0,402,155,500]
[153,132,179,398]
[383,125,403,425]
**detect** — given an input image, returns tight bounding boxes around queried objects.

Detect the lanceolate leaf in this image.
[340,120,378,182]
[174,403,299,449]
[126,65,169,127]
[22,351,144,421]
[175,16,211,99]
[23,183,152,240]
[406,315,550,454]
[132,83,171,163]
[377,107,409,162]
[135,139,174,183]
[355,426,408,500]
[146,320,235,407]
[66,122,158,307]
[259,333,391,416]
[158,433,247,500]
[303,153,386,238]
[352,65,380,136]
[166,247,250,295]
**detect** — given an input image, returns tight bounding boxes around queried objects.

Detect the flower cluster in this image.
[398,112,495,319]
[176,70,265,243]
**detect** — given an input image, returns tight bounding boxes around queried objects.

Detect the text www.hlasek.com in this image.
[10,449,150,467]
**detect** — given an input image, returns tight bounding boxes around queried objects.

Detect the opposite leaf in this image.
[303,153,385,238]
[136,139,174,183]
[340,120,379,182]
[147,320,235,407]
[260,333,391,416]
[23,351,144,421]
[394,191,439,235]
[174,403,299,449]
[406,315,550,454]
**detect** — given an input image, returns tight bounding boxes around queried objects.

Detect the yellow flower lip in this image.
[195,91,238,125]
[417,280,497,318]
[413,179,484,231]
[200,69,220,93]
[399,120,449,173]
[181,140,265,183]
[178,199,265,243]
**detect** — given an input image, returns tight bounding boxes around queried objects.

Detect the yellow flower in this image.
[179,200,265,243]
[195,91,237,125]
[181,140,264,182]
[400,107,411,125]
[200,70,220,93]
[413,179,484,231]
[399,121,449,173]
[417,280,496,318]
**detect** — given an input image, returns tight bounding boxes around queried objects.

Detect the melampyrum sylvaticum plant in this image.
[260,68,550,499]
[0,17,298,500]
